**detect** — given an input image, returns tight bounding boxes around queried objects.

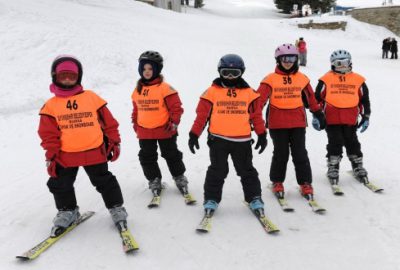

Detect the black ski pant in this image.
[47,162,124,210]
[391,52,398,59]
[325,125,362,158]
[204,136,261,204]
[138,135,185,181]
[269,128,312,185]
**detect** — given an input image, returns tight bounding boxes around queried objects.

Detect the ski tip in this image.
[196,228,209,233]
[185,200,197,205]
[124,247,140,253]
[369,186,384,193]
[267,229,280,234]
[16,256,30,261]
[333,191,344,196]
[283,208,295,212]
[314,209,327,214]
[147,196,161,208]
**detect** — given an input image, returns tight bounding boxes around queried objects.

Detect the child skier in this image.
[38,55,128,236]
[189,54,267,216]
[131,51,194,206]
[315,49,372,189]
[296,37,307,66]
[257,44,325,201]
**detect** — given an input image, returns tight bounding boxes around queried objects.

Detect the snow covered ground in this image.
[0,0,399,269]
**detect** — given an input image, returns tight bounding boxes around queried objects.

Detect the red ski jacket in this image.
[190,78,266,138]
[131,77,184,139]
[297,41,307,53]
[257,67,321,129]
[315,71,371,126]
[38,105,120,167]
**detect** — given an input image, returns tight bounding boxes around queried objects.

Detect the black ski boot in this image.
[327,155,341,185]
[149,177,162,196]
[109,206,128,232]
[349,155,368,183]
[173,174,189,195]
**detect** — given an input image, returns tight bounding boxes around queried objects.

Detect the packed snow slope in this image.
[0,0,399,269]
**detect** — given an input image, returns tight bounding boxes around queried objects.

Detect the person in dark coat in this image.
[194,0,203,8]
[390,38,398,59]
[382,38,390,59]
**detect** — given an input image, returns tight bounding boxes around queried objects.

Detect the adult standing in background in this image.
[382,37,390,59]
[194,0,203,8]
[390,38,398,59]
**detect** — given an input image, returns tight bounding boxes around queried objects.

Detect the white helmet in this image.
[330,49,351,63]
[330,50,352,74]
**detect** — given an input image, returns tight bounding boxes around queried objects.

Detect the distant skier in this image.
[38,55,128,237]
[315,50,371,187]
[131,51,193,204]
[257,44,325,200]
[390,38,398,59]
[189,54,267,215]
[296,37,307,66]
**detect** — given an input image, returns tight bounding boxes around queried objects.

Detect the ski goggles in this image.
[331,58,351,67]
[220,68,242,79]
[56,71,79,82]
[280,55,298,63]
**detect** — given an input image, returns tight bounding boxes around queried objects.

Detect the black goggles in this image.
[220,68,242,79]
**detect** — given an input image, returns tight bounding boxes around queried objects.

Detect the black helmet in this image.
[139,50,163,70]
[218,54,245,73]
[51,55,83,89]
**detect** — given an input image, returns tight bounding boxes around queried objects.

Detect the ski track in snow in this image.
[1,0,399,269]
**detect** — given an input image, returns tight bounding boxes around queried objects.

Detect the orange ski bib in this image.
[201,86,260,137]
[320,71,365,108]
[132,82,177,129]
[262,72,310,109]
[40,90,106,152]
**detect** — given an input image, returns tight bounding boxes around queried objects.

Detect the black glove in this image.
[188,132,199,154]
[312,110,326,130]
[254,133,267,154]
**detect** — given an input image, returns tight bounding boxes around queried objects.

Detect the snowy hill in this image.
[1,0,400,269]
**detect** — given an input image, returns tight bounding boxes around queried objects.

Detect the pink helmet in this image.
[275,44,299,58]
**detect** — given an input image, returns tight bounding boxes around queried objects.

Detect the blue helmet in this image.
[218,54,245,73]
